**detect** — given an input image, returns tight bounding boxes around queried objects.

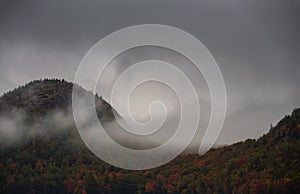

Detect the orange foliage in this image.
[145,181,157,192]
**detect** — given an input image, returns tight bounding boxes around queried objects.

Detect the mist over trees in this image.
[0,80,299,193]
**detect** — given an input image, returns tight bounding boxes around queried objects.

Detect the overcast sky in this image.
[0,0,299,146]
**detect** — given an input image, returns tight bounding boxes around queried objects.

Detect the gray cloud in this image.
[0,0,299,147]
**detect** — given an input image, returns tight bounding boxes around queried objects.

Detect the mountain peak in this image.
[0,78,115,119]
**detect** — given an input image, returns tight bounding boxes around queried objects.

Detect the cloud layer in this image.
[0,0,299,146]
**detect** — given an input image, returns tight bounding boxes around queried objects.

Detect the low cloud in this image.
[0,107,75,147]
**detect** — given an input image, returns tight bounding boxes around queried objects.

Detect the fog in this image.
[0,0,299,147]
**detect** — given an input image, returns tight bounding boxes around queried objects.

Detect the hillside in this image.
[0,79,115,147]
[0,80,299,193]
[0,79,114,120]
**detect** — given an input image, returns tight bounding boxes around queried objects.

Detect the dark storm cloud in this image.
[0,0,299,146]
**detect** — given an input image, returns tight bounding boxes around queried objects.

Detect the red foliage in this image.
[34,160,42,169]
[188,183,194,190]
[115,172,122,179]
[156,174,164,180]
[254,183,267,193]
[197,159,209,167]
[7,175,14,185]
[292,127,300,136]
[162,183,175,193]
[104,184,111,191]
[145,181,157,193]
[168,174,179,183]
[237,158,246,167]
[66,183,73,193]
[76,173,83,180]
[223,182,227,191]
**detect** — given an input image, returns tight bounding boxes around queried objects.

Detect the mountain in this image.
[0,79,299,194]
[0,79,115,121]
[0,79,115,147]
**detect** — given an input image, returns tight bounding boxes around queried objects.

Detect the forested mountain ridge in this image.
[0,79,114,120]
[0,80,299,193]
[0,79,115,148]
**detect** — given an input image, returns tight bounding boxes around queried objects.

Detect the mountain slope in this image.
[0,79,114,120]
[0,80,299,193]
[0,79,115,147]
